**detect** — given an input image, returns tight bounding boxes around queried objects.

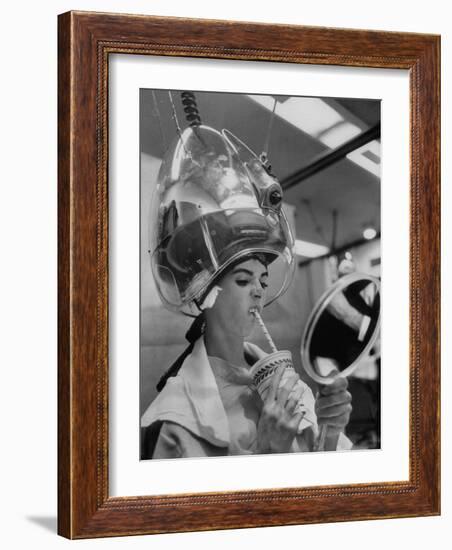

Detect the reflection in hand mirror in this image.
[301,273,380,385]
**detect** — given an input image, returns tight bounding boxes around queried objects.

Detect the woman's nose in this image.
[251,281,264,297]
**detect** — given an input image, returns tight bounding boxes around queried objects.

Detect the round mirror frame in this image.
[301,271,381,385]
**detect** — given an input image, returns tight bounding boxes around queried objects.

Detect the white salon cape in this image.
[141,337,352,458]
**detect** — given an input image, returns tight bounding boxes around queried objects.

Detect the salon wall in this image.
[0,1,449,549]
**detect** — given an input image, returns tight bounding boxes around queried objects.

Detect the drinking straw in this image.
[252,309,278,353]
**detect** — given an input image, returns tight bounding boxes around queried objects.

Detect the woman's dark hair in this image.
[227,251,271,270]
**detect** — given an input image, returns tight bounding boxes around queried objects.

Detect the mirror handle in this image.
[314,424,328,452]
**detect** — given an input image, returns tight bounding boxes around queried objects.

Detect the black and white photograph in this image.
[1,0,445,546]
[140,89,381,460]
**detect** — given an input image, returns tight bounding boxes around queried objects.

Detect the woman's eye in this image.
[235,279,268,288]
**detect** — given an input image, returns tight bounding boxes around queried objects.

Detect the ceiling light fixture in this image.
[248,95,343,136]
[363,227,377,240]
[294,239,330,258]
[347,140,381,177]
[319,121,362,148]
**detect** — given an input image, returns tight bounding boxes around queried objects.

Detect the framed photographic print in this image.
[58,11,440,538]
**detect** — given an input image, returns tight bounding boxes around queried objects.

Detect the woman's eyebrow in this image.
[232,268,269,278]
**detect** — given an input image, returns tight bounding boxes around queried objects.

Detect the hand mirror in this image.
[301,272,381,384]
[300,272,381,449]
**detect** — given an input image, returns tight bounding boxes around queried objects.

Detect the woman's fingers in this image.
[319,377,348,396]
[267,365,286,401]
[285,394,301,415]
[257,369,307,453]
[315,377,352,434]
[317,402,352,419]
[287,407,306,430]
[316,391,352,411]
[317,411,351,429]
[276,373,300,407]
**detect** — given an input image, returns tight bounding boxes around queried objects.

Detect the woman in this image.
[141,254,352,458]
[141,120,352,458]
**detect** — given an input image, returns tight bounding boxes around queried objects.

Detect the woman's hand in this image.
[256,366,306,454]
[315,377,352,450]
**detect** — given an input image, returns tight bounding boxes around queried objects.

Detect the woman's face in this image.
[206,258,269,338]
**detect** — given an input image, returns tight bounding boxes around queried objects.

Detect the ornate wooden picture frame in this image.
[58,11,440,539]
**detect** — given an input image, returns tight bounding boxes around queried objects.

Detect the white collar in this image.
[178,336,231,446]
[141,337,230,447]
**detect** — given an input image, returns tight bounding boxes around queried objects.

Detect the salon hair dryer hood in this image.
[149,124,295,315]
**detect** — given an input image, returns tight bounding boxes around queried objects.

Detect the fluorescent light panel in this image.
[347,140,381,177]
[319,122,362,148]
[294,239,329,258]
[248,95,343,136]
